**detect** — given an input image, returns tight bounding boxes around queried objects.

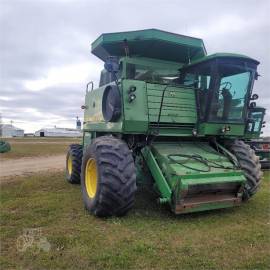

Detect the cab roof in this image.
[185,53,260,68]
[91,29,206,63]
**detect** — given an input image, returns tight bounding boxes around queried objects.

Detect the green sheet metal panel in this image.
[122,79,149,132]
[199,123,245,136]
[141,146,172,200]
[84,122,123,133]
[146,84,197,124]
[83,86,105,123]
[151,142,245,187]
[92,29,206,63]
[83,84,123,133]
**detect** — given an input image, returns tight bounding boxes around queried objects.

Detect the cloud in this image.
[0,0,269,134]
[24,61,102,91]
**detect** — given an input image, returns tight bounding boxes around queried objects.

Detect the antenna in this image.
[123,39,130,57]
[76,116,81,130]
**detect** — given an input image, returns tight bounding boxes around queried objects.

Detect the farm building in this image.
[0,124,24,137]
[34,127,82,137]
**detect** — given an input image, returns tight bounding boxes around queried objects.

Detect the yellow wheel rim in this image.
[67,154,72,175]
[85,158,97,198]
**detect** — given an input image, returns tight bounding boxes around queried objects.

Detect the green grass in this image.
[1,137,81,159]
[1,171,269,270]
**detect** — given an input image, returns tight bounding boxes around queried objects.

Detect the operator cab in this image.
[179,54,260,124]
[246,107,266,138]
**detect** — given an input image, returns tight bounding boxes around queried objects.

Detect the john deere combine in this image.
[66,29,265,217]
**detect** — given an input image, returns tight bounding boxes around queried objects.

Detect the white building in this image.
[0,124,24,137]
[34,127,82,137]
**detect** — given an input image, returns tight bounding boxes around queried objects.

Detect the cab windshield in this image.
[180,58,257,123]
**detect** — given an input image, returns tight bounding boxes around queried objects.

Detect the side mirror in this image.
[255,72,260,80]
[250,93,259,100]
[104,56,119,73]
[249,102,256,108]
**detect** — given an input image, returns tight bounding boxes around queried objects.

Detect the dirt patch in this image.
[0,154,66,179]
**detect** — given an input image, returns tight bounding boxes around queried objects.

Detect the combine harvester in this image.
[65,29,266,216]
[0,140,11,153]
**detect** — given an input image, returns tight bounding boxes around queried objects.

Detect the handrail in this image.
[86,81,94,93]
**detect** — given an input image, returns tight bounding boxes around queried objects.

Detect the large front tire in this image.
[81,136,137,217]
[226,140,263,200]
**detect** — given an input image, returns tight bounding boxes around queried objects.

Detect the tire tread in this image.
[82,136,137,217]
[66,144,83,184]
[226,140,262,200]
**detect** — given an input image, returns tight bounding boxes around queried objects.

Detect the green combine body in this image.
[66,29,265,217]
[0,140,11,153]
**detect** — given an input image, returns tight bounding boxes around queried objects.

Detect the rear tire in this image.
[66,144,83,184]
[81,136,137,217]
[226,140,263,200]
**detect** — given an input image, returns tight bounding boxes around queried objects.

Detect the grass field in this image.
[1,170,269,270]
[1,137,81,159]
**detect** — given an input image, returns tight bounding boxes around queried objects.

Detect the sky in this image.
[0,0,269,134]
